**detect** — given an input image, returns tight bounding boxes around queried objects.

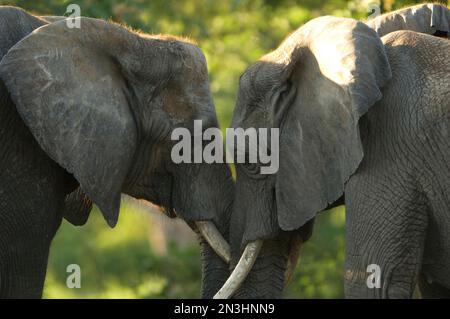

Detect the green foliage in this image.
[0,0,432,298]
[45,203,202,298]
[286,207,346,298]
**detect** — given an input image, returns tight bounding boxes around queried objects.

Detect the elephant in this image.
[366,3,449,38]
[0,6,233,298]
[216,3,450,299]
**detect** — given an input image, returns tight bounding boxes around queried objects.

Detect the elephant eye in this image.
[246,163,258,173]
[241,162,266,180]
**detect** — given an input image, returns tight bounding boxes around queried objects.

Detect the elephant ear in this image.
[367,3,450,37]
[269,16,391,231]
[0,18,138,227]
[41,16,68,23]
[63,188,93,226]
[0,6,47,58]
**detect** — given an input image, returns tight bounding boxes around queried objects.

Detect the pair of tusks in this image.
[195,221,302,299]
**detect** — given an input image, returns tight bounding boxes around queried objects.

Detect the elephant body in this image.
[0,91,69,296]
[345,31,450,298]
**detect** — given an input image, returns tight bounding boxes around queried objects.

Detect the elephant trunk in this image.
[215,230,307,299]
[232,238,288,299]
[199,239,231,298]
[214,240,263,299]
[198,201,233,298]
[214,232,304,298]
[193,167,234,298]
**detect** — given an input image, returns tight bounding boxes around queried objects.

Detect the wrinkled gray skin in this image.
[0,7,232,298]
[230,4,450,299]
[367,3,450,38]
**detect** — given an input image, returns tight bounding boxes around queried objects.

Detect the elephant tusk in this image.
[195,221,231,264]
[213,240,263,299]
[284,235,303,286]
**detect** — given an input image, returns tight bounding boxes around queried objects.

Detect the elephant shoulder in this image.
[382,31,450,131]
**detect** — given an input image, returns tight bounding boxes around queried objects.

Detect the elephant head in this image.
[217,16,393,298]
[0,8,232,298]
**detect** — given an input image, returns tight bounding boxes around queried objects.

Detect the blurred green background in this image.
[0,0,441,298]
